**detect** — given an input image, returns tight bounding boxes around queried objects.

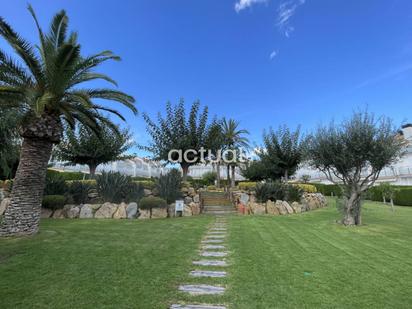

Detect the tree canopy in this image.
[304,111,404,225]
[54,124,134,176]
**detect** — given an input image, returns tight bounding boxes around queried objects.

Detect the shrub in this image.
[311,183,342,197]
[133,180,155,190]
[67,181,94,204]
[47,169,89,181]
[202,171,217,186]
[156,169,182,204]
[239,182,257,191]
[255,182,302,203]
[44,172,67,195]
[293,184,317,193]
[393,188,412,206]
[207,185,217,191]
[42,195,66,210]
[139,196,167,218]
[96,171,144,203]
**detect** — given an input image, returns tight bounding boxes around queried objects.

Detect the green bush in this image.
[202,171,217,186]
[293,183,317,193]
[255,182,303,203]
[133,180,155,190]
[239,182,257,191]
[156,169,182,204]
[67,181,94,204]
[96,171,143,203]
[393,188,412,206]
[311,183,342,197]
[47,169,89,181]
[139,196,167,210]
[42,195,66,210]
[44,172,67,195]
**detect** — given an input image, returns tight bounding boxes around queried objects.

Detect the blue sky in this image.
[2,0,412,155]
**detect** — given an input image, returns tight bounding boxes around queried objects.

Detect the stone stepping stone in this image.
[190,270,227,278]
[202,239,224,243]
[202,245,225,250]
[170,305,226,309]
[205,235,225,239]
[207,231,226,235]
[210,228,227,231]
[192,260,228,267]
[179,285,225,295]
[201,251,228,257]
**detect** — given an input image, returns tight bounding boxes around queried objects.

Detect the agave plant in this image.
[0,6,136,236]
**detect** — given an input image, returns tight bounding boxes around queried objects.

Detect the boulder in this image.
[94,202,117,219]
[79,204,94,218]
[113,203,127,219]
[282,201,294,214]
[239,193,249,205]
[52,209,64,218]
[183,204,192,216]
[64,205,80,219]
[193,194,200,203]
[250,202,266,215]
[266,200,279,215]
[138,209,150,219]
[126,202,138,219]
[89,204,102,211]
[188,187,196,196]
[151,207,167,219]
[190,202,200,215]
[0,198,11,216]
[184,196,193,204]
[40,208,53,218]
[291,201,302,213]
[276,200,288,215]
[143,189,152,197]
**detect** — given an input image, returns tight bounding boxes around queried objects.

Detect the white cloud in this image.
[276,0,306,37]
[235,0,267,13]
[269,50,278,60]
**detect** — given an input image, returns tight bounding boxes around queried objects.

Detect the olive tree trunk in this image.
[342,190,362,226]
[216,161,221,188]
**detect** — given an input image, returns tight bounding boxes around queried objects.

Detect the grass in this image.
[1,199,412,308]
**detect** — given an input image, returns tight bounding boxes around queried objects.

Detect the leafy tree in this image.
[378,182,397,212]
[142,99,216,181]
[0,6,136,236]
[221,118,249,188]
[0,108,20,179]
[54,124,134,177]
[300,174,311,184]
[241,160,268,181]
[304,111,404,225]
[259,125,302,181]
[202,171,217,186]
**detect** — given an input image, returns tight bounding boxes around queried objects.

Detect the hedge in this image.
[311,183,342,197]
[139,196,167,210]
[47,169,90,181]
[42,195,66,210]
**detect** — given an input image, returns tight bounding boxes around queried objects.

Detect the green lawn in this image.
[1,199,412,308]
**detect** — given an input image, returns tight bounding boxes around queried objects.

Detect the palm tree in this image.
[0,6,136,236]
[221,118,249,188]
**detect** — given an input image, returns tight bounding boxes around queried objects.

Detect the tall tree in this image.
[221,118,249,188]
[54,124,134,177]
[142,99,216,181]
[0,6,136,236]
[304,111,404,225]
[260,125,302,181]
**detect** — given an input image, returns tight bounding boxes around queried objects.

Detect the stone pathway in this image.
[171,217,229,309]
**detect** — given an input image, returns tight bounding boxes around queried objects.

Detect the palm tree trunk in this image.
[0,137,53,236]
[226,165,230,188]
[231,165,236,188]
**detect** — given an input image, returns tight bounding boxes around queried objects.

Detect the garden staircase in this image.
[201,191,236,215]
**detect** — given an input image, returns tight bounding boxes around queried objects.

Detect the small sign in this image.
[175,200,184,216]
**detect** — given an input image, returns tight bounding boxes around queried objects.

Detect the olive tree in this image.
[304,111,404,225]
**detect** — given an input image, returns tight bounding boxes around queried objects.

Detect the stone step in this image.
[201,251,228,257]
[179,285,225,295]
[170,305,227,309]
[202,245,225,250]
[202,239,224,244]
[192,260,228,267]
[190,270,227,278]
[205,235,225,239]
[210,228,227,231]
[206,232,226,235]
